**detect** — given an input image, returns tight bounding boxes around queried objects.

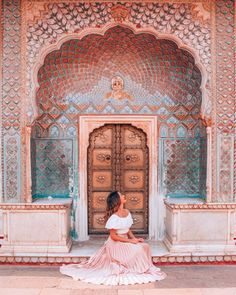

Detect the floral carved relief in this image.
[25,2,212,120]
[5,138,18,200]
[26,2,211,69]
[2,0,22,201]
[214,0,235,202]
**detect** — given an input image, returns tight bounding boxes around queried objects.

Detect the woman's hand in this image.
[137,238,144,243]
[129,238,140,244]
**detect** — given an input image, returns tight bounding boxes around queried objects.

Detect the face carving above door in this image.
[87,124,149,235]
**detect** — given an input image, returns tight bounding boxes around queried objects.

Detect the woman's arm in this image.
[109,229,139,244]
[127,229,136,239]
[127,229,144,242]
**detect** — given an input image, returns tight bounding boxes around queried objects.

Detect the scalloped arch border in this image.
[31,22,210,120]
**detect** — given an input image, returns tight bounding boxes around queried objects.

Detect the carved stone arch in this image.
[30,23,210,121]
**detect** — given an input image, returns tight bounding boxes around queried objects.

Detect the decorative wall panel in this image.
[25,2,211,121]
[26,2,211,69]
[2,0,22,201]
[4,135,21,201]
[163,138,204,197]
[35,26,202,134]
[214,0,235,202]
[31,138,73,198]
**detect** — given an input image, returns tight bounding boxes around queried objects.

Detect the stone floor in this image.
[64,238,169,257]
[0,265,236,294]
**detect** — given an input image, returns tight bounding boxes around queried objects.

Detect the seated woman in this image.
[60,191,166,285]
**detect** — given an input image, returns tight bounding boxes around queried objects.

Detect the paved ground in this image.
[0,265,236,294]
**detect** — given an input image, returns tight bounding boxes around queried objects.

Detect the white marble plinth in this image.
[164,200,236,255]
[0,199,72,254]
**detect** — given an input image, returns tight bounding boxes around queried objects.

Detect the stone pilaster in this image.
[213,0,235,202]
[2,0,22,202]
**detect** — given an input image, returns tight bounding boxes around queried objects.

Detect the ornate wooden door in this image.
[88,124,149,234]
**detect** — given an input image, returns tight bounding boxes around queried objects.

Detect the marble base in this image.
[0,199,72,254]
[164,201,236,255]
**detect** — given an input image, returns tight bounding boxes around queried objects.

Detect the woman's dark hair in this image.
[105,191,121,221]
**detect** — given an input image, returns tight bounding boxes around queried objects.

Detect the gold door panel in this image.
[92,213,106,230]
[125,192,144,210]
[93,128,113,146]
[92,192,107,210]
[92,171,112,189]
[123,129,142,146]
[92,149,112,167]
[123,171,144,189]
[131,213,146,230]
[123,149,144,167]
[88,124,149,234]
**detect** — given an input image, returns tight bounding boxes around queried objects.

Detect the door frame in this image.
[77,115,160,241]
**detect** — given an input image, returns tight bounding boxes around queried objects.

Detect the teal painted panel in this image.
[31,139,73,198]
[163,138,205,197]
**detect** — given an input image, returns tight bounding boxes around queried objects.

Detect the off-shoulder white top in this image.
[105,212,133,234]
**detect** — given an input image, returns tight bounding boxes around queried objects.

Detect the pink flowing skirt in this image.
[60,237,167,285]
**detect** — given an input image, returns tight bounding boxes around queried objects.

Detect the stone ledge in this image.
[164,200,236,210]
[0,199,72,210]
[0,254,236,265]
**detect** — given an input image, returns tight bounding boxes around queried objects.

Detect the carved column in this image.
[2,0,22,202]
[213,0,235,202]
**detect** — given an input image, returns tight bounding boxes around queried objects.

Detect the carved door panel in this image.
[88,124,148,234]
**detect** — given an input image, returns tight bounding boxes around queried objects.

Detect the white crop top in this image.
[105,212,133,234]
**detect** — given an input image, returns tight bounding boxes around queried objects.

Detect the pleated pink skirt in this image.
[60,237,167,285]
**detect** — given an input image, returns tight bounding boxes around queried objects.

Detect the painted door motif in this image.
[88,124,149,234]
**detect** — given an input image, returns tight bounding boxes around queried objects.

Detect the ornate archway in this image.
[28,25,207,240]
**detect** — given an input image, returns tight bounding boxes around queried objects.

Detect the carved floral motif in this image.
[125,154,140,163]
[129,175,140,184]
[111,4,129,22]
[96,153,111,163]
[5,138,18,200]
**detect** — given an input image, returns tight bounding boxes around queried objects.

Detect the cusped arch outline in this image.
[30,22,210,122]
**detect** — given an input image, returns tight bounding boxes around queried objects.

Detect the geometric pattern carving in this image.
[31,139,73,198]
[2,0,22,201]
[219,136,234,202]
[35,26,202,133]
[214,0,235,202]
[27,2,211,69]
[215,0,235,134]
[2,0,21,131]
[26,2,211,129]
[5,137,18,200]
[163,138,205,196]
